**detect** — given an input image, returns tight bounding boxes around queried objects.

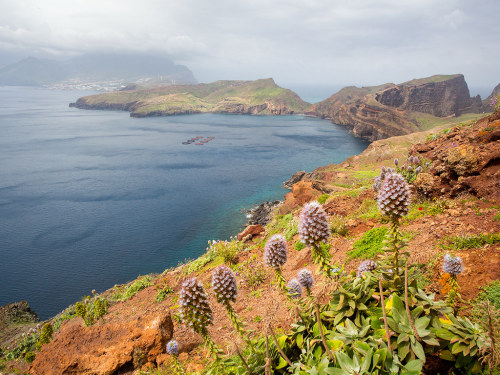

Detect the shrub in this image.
[74,296,108,326]
[294,240,306,251]
[36,323,53,350]
[24,351,35,363]
[207,237,242,264]
[330,214,348,236]
[155,279,174,303]
[234,255,268,289]
[347,226,388,259]
[317,194,329,204]
[112,275,152,301]
[475,280,500,310]
[442,233,500,250]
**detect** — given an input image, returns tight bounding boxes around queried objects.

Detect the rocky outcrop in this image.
[411,110,500,199]
[306,75,483,141]
[0,301,40,326]
[30,310,174,374]
[375,75,482,116]
[238,224,265,242]
[246,200,282,225]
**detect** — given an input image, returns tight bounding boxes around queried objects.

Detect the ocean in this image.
[0,86,369,319]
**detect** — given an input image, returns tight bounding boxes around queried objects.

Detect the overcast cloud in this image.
[0,0,498,95]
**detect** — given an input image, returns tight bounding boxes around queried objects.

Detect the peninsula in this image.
[306,74,484,141]
[70,78,310,116]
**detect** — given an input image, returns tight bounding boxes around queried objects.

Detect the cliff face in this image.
[307,74,483,141]
[375,75,482,116]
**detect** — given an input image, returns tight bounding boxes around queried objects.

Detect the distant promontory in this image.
[306,74,484,141]
[70,78,311,116]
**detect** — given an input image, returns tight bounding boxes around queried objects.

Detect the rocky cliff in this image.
[70,78,310,117]
[306,74,483,141]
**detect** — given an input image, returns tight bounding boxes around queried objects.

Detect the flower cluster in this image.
[264,234,288,268]
[166,340,179,355]
[357,259,377,276]
[179,278,213,332]
[373,166,395,192]
[377,173,411,221]
[443,254,463,276]
[298,201,329,246]
[297,269,314,290]
[212,266,238,305]
[287,279,302,299]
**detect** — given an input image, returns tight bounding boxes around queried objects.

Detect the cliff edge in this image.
[306,74,483,141]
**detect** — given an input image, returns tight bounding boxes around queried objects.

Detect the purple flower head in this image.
[394,158,399,166]
[443,254,463,276]
[264,234,288,268]
[287,279,302,299]
[297,269,314,290]
[212,265,238,305]
[166,340,179,355]
[298,201,329,245]
[357,260,377,276]
[377,173,411,220]
[179,278,213,332]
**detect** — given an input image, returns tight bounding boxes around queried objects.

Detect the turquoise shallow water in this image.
[0,86,369,319]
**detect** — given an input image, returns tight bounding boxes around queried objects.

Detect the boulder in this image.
[238,224,265,241]
[30,311,173,375]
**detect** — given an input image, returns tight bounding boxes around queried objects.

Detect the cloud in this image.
[0,0,498,90]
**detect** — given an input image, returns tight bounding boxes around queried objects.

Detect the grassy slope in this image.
[77,78,310,115]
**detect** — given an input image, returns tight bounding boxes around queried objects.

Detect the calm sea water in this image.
[0,86,369,319]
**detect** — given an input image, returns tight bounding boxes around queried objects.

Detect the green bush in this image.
[475,280,500,310]
[234,255,268,289]
[24,351,35,363]
[155,280,174,303]
[330,214,349,236]
[207,238,242,264]
[294,240,306,251]
[317,194,329,204]
[36,323,53,350]
[348,227,388,259]
[442,233,500,250]
[112,275,152,301]
[74,296,108,326]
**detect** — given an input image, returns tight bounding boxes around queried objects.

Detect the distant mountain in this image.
[306,74,484,141]
[0,53,196,87]
[70,78,310,116]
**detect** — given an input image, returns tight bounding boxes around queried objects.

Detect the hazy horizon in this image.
[1,1,499,98]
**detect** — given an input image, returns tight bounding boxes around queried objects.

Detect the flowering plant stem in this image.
[224,303,257,353]
[274,268,292,301]
[311,244,332,278]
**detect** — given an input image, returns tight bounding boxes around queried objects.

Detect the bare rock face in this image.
[306,75,482,141]
[375,75,482,117]
[30,311,173,375]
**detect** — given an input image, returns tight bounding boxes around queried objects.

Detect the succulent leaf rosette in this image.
[179,278,213,333]
[298,201,329,246]
[211,265,238,305]
[377,172,410,222]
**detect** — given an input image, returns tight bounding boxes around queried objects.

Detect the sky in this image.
[0,0,499,97]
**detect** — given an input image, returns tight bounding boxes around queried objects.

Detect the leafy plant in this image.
[441,233,500,250]
[348,227,388,259]
[36,323,53,350]
[111,275,152,301]
[317,194,330,204]
[155,279,174,303]
[208,237,242,264]
[75,295,108,326]
[234,255,269,289]
[330,214,349,236]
